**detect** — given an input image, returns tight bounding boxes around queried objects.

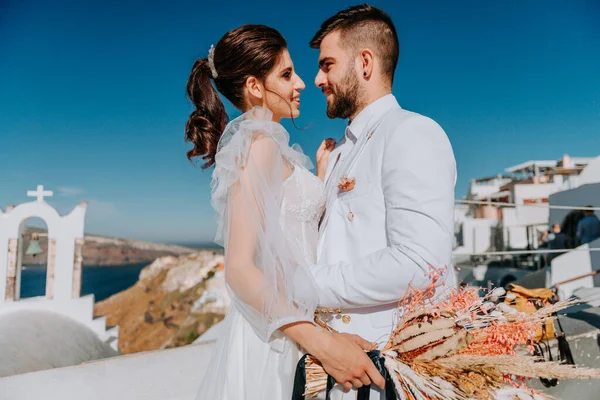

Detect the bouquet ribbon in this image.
[291,350,396,400]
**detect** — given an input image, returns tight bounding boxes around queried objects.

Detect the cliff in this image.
[21,227,198,266]
[94,250,228,354]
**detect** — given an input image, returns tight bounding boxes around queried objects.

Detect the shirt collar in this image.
[345,94,400,144]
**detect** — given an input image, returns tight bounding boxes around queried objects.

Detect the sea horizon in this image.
[166,241,223,250]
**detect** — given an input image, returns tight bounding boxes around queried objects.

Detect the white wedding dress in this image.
[195,107,326,400]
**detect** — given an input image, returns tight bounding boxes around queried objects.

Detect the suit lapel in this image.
[324,151,342,188]
[334,129,371,184]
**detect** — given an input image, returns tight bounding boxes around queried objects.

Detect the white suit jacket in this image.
[312,94,457,344]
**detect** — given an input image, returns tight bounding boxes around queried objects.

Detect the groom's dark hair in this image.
[310,4,399,84]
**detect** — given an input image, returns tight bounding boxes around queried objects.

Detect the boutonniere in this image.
[338,175,356,192]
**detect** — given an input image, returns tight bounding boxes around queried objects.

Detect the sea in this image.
[20,263,149,302]
[19,242,223,302]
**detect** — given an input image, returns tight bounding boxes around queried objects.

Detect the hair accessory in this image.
[208,45,218,79]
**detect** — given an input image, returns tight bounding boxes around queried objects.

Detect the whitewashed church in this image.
[0,186,119,377]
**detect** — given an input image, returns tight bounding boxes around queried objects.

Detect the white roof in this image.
[473,190,511,201]
[505,157,595,174]
[569,157,596,166]
[505,160,557,173]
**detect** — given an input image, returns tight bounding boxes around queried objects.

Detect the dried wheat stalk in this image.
[438,355,600,380]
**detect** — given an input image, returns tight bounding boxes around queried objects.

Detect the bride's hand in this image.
[316,138,336,181]
[307,331,385,392]
[280,322,384,391]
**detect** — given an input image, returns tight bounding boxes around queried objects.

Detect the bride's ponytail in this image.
[185,58,228,169]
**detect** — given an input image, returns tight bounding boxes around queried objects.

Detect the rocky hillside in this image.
[21,227,197,266]
[94,250,229,354]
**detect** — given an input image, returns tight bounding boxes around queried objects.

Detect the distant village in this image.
[453,154,600,292]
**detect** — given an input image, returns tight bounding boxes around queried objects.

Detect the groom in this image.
[309,4,457,398]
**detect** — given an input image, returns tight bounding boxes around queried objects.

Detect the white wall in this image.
[454,219,499,254]
[512,183,558,224]
[549,237,600,300]
[454,204,469,225]
[0,343,214,400]
[501,208,531,249]
[513,183,558,204]
[579,156,600,186]
[0,295,95,325]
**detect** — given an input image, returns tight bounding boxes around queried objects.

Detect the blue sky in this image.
[1,0,599,243]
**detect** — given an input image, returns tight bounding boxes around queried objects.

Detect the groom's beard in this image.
[326,72,362,120]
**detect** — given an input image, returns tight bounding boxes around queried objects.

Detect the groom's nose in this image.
[314,69,326,88]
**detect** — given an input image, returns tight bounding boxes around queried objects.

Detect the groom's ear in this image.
[245,76,264,100]
[359,49,375,79]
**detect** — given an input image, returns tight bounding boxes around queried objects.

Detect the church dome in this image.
[0,310,118,378]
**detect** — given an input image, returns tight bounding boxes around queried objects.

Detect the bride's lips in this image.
[292,96,300,107]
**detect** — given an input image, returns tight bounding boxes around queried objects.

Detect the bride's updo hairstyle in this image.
[185,24,288,168]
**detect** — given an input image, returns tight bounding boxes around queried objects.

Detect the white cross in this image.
[27,185,53,202]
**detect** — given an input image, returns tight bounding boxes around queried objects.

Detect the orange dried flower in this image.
[338,176,356,192]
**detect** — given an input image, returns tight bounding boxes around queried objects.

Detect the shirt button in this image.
[348,211,355,221]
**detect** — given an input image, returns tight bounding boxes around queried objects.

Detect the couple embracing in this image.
[185,4,457,399]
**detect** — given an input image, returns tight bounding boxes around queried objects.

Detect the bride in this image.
[185,24,384,399]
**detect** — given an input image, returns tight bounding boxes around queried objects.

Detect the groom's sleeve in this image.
[309,115,457,309]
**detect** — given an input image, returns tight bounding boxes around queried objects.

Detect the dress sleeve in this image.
[215,130,319,351]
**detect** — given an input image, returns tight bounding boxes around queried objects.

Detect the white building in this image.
[454,155,598,257]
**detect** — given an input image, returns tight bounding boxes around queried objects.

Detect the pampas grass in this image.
[302,267,600,399]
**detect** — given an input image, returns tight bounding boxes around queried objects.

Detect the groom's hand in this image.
[307,331,385,392]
